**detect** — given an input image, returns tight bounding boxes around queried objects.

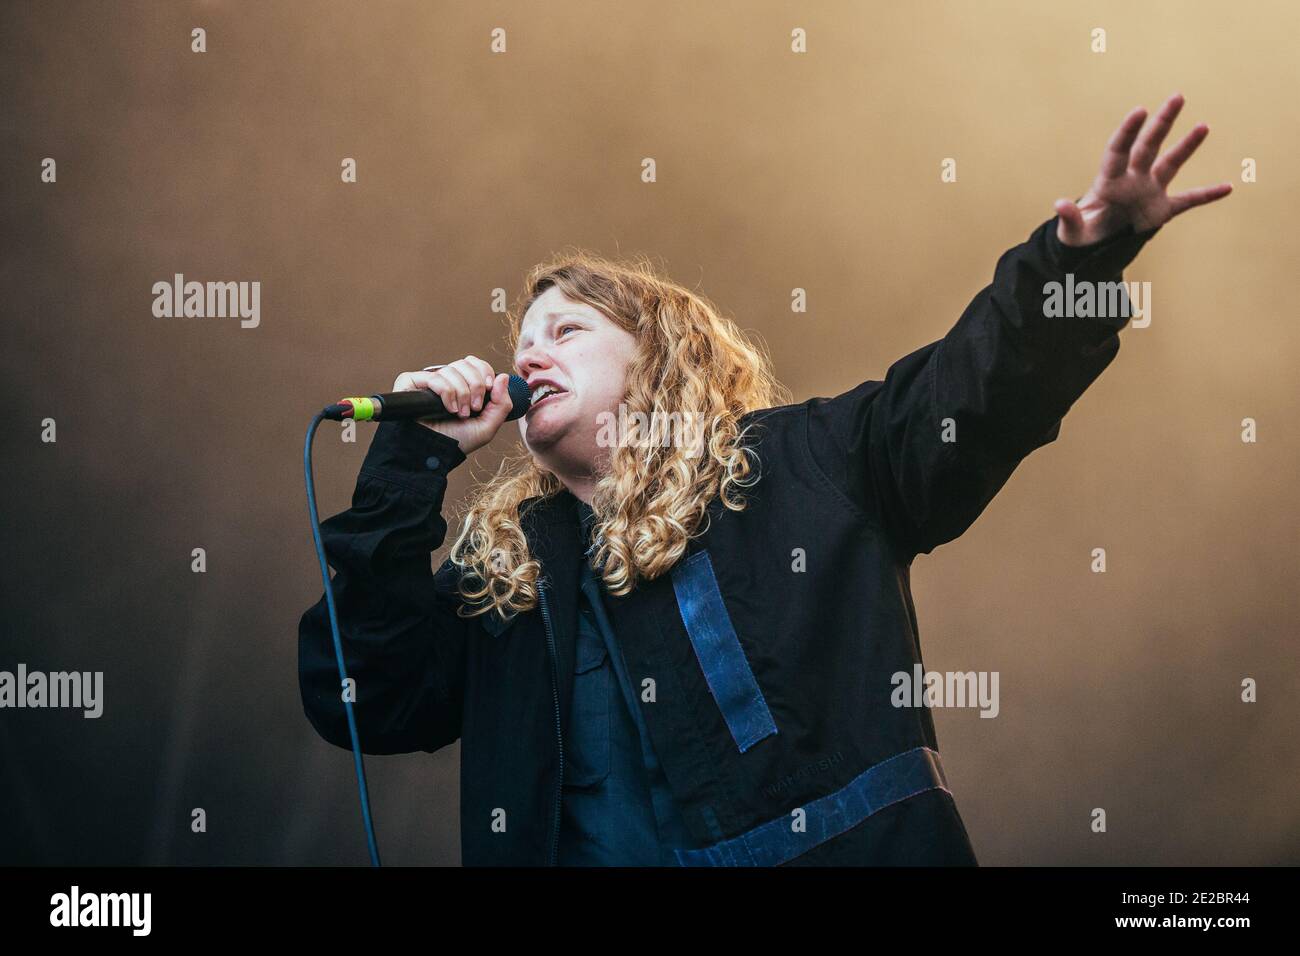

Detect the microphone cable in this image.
[301,375,527,865]
[304,410,382,867]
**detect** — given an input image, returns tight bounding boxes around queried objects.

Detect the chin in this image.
[521,421,566,455]
[522,404,577,445]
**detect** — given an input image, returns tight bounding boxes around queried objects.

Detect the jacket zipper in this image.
[538,580,563,866]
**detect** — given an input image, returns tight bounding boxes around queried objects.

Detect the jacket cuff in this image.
[1042,214,1160,279]
[359,420,468,493]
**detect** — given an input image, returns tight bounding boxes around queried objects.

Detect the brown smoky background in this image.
[1,0,1296,865]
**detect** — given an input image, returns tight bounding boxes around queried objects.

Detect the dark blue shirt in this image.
[557,502,699,866]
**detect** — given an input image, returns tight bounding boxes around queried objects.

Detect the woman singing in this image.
[299,93,1230,865]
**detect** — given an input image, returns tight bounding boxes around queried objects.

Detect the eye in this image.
[557,324,580,338]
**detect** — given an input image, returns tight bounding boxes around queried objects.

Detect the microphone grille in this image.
[505,374,533,421]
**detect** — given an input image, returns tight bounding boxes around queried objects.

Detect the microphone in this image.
[322,374,533,422]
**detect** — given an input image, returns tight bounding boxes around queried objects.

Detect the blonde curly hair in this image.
[448,249,791,622]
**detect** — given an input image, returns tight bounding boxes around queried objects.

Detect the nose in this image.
[514,342,553,378]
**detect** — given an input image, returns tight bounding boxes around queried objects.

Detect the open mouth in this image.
[527,385,569,413]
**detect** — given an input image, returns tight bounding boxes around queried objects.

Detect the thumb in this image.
[480,373,514,426]
[1054,198,1086,246]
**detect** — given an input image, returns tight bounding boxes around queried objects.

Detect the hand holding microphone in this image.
[399,356,522,454]
[324,355,530,455]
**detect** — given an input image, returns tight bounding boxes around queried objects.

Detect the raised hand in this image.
[1055,93,1232,247]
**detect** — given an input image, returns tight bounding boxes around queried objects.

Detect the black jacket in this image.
[299,216,1157,865]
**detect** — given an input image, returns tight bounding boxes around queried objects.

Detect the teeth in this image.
[532,384,563,401]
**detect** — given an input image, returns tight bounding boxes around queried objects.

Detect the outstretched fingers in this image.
[1152,122,1210,185]
[1169,182,1233,217]
[1130,93,1185,173]
[1100,106,1149,178]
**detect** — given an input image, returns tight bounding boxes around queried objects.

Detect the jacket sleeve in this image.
[806,214,1159,560]
[298,418,473,755]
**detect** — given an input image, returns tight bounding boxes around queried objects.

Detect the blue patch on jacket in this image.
[671,550,778,753]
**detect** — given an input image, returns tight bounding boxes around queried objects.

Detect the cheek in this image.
[584,378,626,416]
[588,348,633,400]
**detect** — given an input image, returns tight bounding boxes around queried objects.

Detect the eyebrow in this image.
[515,310,591,352]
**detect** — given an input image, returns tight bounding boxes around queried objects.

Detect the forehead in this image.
[516,289,602,346]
